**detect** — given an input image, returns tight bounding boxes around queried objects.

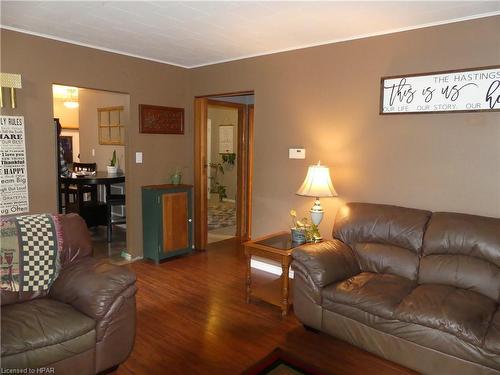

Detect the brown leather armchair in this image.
[1,214,136,374]
[292,202,500,375]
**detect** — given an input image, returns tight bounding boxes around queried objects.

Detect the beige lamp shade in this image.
[296,162,338,198]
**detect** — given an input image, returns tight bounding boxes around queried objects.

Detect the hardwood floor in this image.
[117,239,417,375]
[91,225,129,265]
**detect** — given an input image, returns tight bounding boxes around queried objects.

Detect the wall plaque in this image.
[139,104,184,134]
[380,66,500,114]
[0,115,29,215]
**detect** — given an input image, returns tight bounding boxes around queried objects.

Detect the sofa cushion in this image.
[1,298,96,357]
[420,212,500,302]
[333,202,432,253]
[321,272,416,319]
[485,307,500,355]
[395,284,496,346]
[354,242,419,281]
[419,254,500,302]
[323,301,500,372]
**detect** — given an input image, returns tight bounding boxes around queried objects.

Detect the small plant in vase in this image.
[170,167,183,185]
[290,210,308,244]
[290,209,322,244]
[107,150,118,175]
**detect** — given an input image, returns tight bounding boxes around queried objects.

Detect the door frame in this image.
[194,91,254,250]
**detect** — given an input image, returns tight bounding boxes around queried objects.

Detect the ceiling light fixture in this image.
[53,84,79,109]
[63,100,79,109]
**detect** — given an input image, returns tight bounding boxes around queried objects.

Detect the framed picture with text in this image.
[380,65,500,114]
[139,104,184,134]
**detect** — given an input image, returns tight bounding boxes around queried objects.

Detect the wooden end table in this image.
[244,231,304,317]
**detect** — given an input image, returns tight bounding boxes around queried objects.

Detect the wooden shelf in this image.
[251,277,293,308]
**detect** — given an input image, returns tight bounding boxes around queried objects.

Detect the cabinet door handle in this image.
[188,218,192,223]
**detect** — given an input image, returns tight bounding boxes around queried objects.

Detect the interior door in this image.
[245,104,254,241]
[194,97,208,249]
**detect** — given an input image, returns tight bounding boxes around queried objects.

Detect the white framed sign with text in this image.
[380,66,500,114]
[0,115,29,215]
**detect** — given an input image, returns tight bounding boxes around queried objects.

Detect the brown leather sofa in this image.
[292,202,500,375]
[1,214,137,374]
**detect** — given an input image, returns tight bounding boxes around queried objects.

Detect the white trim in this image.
[0,25,187,69]
[1,11,499,69]
[189,11,500,68]
[251,258,294,279]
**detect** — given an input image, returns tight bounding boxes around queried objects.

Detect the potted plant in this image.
[290,209,307,244]
[107,150,118,175]
[213,182,227,202]
[221,153,236,166]
[209,162,227,201]
[290,209,321,244]
[170,167,183,185]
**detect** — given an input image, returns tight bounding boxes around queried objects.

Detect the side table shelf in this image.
[244,231,303,317]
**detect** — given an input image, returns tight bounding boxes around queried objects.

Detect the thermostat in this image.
[289,148,306,159]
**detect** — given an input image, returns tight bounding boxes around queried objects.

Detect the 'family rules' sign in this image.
[0,116,29,215]
[380,66,500,114]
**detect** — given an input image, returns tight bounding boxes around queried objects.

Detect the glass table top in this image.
[254,233,303,250]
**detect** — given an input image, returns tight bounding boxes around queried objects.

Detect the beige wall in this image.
[208,105,238,201]
[1,29,192,257]
[53,95,80,163]
[53,97,79,129]
[78,89,128,172]
[190,16,500,240]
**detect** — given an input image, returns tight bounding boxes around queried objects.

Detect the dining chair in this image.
[73,162,97,173]
[106,190,126,243]
[72,162,98,204]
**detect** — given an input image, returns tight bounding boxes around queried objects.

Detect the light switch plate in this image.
[289,148,306,159]
[135,152,143,164]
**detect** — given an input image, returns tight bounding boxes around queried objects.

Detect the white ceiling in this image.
[1,1,499,68]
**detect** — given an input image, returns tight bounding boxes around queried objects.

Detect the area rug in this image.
[242,348,326,375]
[208,204,236,230]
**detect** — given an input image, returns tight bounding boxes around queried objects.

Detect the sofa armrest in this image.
[292,239,360,287]
[49,257,136,321]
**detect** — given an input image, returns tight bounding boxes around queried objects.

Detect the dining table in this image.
[59,172,125,226]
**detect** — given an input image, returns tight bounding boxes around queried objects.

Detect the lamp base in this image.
[309,198,324,226]
[309,198,324,241]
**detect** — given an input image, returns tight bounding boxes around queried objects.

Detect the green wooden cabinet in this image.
[142,184,193,263]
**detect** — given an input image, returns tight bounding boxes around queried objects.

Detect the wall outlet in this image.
[91,149,95,157]
[289,148,306,159]
[135,152,143,163]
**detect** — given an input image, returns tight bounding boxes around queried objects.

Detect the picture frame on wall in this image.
[218,124,234,154]
[59,136,73,164]
[139,104,184,134]
[380,65,500,114]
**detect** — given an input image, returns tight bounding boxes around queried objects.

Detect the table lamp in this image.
[296,161,338,238]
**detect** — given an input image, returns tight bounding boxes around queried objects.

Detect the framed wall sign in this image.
[139,104,184,134]
[0,115,29,215]
[218,124,234,154]
[380,65,500,114]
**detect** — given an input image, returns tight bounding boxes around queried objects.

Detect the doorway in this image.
[52,84,130,263]
[194,92,254,250]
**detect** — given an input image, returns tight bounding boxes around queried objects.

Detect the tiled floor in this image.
[208,197,237,243]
